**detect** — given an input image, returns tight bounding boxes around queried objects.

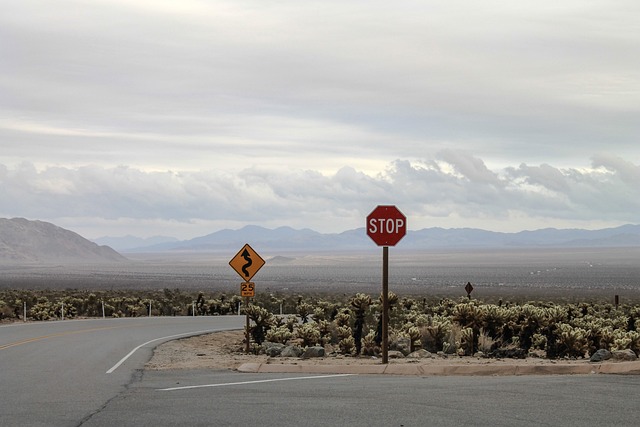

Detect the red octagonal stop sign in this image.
[366,205,407,247]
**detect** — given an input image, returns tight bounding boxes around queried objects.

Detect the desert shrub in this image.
[553,323,591,358]
[482,305,506,340]
[629,331,640,355]
[610,329,640,355]
[458,327,474,356]
[440,323,462,355]
[296,302,314,323]
[517,304,549,351]
[361,330,378,356]
[285,315,298,332]
[594,326,615,350]
[531,333,547,351]
[0,300,14,320]
[405,326,422,353]
[296,322,321,347]
[421,315,452,353]
[339,335,356,355]
[334,310,351,328]
[244,305,275,345]
[30,298,55,321]
[477,329,496,353]
[350,293,372,355]
[334,323,355,355]
[452,303,484,353]
[316,319,333,345]
[3,289,639,361]
[265,325,292,344]
[314,299,340,321]
[411,313,430,327]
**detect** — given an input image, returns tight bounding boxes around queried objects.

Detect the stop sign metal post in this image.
[366,205,406,364]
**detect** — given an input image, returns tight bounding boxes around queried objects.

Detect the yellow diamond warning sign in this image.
[229,243,265,281]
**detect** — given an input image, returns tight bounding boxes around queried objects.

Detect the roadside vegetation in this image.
[2,289,639,360]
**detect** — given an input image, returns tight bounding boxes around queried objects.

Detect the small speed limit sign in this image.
[240,282,255,297]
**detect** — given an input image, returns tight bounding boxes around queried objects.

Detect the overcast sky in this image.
[1,0,639,239]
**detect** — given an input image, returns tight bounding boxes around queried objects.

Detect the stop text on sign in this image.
[366,205,407,247]
[368,218,405,234]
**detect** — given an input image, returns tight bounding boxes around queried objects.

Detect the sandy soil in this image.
[145,330,594,372]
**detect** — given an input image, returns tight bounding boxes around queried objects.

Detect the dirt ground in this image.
[145,330,594,372]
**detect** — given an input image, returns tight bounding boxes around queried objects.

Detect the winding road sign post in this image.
[367,205,406,364]
[230,243,266,353]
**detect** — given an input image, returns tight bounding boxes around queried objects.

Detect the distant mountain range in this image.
[97,223,640,253]
[0,218,126,263]
[92,235,179,251]
[3,218,639,264]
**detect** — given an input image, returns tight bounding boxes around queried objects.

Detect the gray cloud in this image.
[1,153,637,238]
[1,1,639,237]
[2,1,639,169]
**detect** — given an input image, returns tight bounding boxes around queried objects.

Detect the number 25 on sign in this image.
[240,282,255,298]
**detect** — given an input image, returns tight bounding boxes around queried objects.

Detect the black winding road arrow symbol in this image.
[241,248,252,278]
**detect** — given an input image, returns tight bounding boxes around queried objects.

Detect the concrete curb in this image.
[237,361,640,376]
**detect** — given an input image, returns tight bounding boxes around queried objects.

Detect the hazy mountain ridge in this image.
[125,226,367,253]
[2,218,639,261]
[93,235,179,251]
[115,223,640,253]
[0,218,126,263]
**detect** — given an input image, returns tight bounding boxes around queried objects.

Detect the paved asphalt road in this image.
[0,316,244,426]
[3,317,640,426]
[83,370,640,427]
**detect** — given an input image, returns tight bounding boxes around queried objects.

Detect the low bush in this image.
[2,289,639,360]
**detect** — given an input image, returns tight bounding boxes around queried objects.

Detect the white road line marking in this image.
[106,329,223,374]
[157,374,356,391]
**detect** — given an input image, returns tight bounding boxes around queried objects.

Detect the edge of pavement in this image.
[237,361,640,376]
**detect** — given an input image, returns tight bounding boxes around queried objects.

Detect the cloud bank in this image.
[1,153,637,238]
[2,1,639,237]
[2,1,639,173]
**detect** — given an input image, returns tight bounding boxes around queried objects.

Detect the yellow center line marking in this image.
[0,324,132,351]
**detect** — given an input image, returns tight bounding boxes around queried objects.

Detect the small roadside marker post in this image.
[465,282,474,300]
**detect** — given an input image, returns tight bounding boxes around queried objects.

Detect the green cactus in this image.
[265,325,293,344]
[335,310,351,328]
[350,293,372,355]
[338,336,356,355]
[406,326,422,353]
[296,302,313,323]
[422,315,453,353]
[554,323,590,358]
[361,330,379,356]
[452,303,484,353]
[296,322,321,347]
[244,304,275,345]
